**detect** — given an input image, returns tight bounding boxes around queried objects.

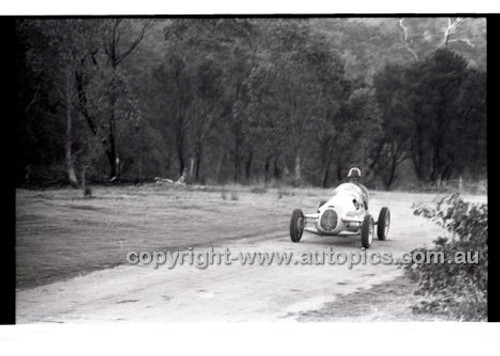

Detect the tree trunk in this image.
[175,116,186,178]
[294,150,301,183]
[233,136,241,183]
[412,121,428,183]
[273,157,281,180]
[319,138,332,188]
[138,155,143,178]
[384,155,397,190]
[336,161,343,182]
[189,157,195,181]
[81,164,92,197]
[245,151,253,182]
[322,160,332,188]
[194,141,202,183]
[216,147,228,184]
[264,155,271,183]
[65,70,79,188]
[177,139,186,176]
[105,149,117,178]
[107,91,119,178]
[382,143,397,190]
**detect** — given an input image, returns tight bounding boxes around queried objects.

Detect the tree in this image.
[17,19,102,188]
[372,63,412,189]
[451,69,486,180]
[100,19,151,178]
[406,49,472,184]
[331,87,382,184]
[304,34,350,187]
[371,47,485,187]
[190,59,224,182]
[153,56,192,179]
[199,19,261,183]
[75,60,141,182]
[16,18,486,188]
[160,18,262,183]
[250,20,324,184]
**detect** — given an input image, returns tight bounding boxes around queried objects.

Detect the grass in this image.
[16,184,307,289]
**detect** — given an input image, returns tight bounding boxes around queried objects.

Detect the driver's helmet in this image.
[347,167,362,179]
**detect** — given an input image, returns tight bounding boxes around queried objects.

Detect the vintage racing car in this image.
[289,182,390,248]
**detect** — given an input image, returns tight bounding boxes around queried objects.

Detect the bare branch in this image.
[54,83,65,101]
[114,20,152,67]
[447,38,474,47]
[24,83,41,113]
[398,18,419,60]
[114,19,122,48]
[439,17,469,48]
[102,31,111,58]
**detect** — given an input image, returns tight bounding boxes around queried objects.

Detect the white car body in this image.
[304,182,368,236]
[289,181,389,247]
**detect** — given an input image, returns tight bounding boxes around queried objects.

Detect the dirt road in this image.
[16,186,486,323]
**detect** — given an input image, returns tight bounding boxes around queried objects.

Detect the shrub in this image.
[408,193,487,320]
[277,187,295,199]
[250,186,268,195]
[230,190,239,201]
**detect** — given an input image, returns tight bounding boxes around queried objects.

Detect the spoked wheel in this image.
[377,207,391,241]
[361,214,374,248]
[290,209,305,243]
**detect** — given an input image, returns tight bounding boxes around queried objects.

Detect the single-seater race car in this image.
[289,182,390,248]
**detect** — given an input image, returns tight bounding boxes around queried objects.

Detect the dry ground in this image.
[15,184,486,323]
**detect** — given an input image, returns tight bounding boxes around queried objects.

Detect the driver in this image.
[347,167,369,210]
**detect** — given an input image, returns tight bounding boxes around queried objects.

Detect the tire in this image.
[361,214,374,249]
[318,199,328,211]
[377,207,391,241]
[290,209,305,243]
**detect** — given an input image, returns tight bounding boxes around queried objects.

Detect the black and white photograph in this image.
[10,14,489,327]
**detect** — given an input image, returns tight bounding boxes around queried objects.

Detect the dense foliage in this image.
[15,18,486,189]
[409,194,488,320]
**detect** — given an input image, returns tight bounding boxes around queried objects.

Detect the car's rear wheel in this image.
[361,214,374,248]
[377,207,390,241]
[290,209,305,243]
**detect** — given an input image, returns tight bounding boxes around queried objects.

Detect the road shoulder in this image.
[295,273,454,322]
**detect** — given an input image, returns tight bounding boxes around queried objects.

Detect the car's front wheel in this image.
[361,214,374,248]
[290,209,305,243]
